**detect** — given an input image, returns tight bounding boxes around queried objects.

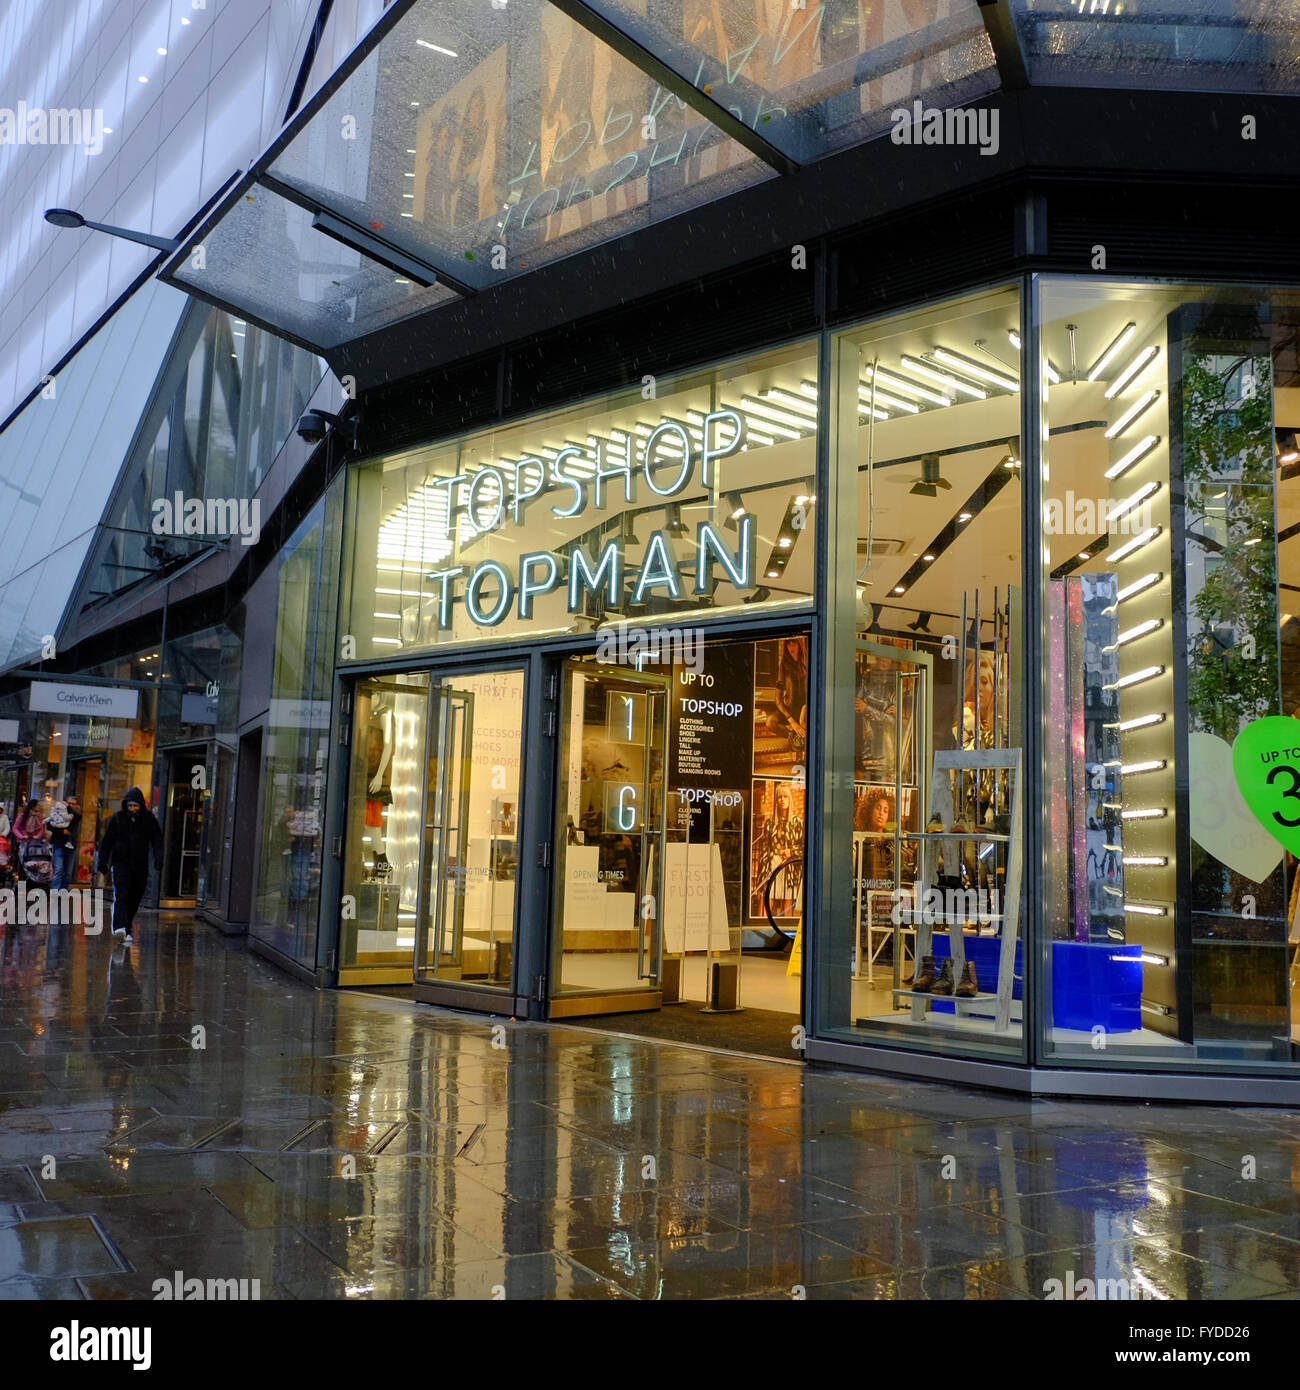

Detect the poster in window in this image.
[749,776,805,919]
[854,638,916,787]
[752,635,809,777]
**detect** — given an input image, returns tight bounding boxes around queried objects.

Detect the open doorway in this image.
[548,633,806,1060]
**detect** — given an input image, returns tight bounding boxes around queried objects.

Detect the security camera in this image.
[296,409,359,446]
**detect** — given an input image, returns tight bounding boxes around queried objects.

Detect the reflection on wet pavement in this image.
[2,912,1300,1299]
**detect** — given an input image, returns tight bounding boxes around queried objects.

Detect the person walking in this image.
[97,788,162,945]
[45,802,75,892]
[0,803,10,840]
[64,796,84,883]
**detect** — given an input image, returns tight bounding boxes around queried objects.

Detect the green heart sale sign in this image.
[1233,717,1300,858]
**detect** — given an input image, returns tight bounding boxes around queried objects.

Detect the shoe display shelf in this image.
[892,748,1024,1034]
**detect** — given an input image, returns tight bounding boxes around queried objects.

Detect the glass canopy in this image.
[160,0,1000,351]
[1011,0,1300,91]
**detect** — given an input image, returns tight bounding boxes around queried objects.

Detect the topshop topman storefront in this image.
[119,0,1300,1100]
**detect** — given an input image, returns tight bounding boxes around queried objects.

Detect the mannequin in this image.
[365,696,395,879]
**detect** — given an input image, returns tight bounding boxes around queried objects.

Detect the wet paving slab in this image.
[3,911,1300,1299]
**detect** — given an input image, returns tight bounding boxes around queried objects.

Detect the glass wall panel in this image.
[343,339,818,657]
[1039,279,1300,1071]
[253,481,343,967]
[823,285,1026,1059]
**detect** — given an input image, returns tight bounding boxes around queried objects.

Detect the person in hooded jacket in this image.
[97,787,162,945]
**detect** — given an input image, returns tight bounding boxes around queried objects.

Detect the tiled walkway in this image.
[2,912,1299,1299]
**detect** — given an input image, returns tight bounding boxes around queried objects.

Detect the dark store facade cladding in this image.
[5,0,1300,1102]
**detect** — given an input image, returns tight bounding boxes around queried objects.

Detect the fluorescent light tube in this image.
[857,384,920,413]
[1105,390,1160,439]
[1121,807,1167,820]
[899,355,987,400]
[865,365,952,407]
[1117,571,1161,601]
[1105,664,1165,691]
[1109,526,1161,562]
[932,346,1020,392]
[1107,480,1160,525]
[1105,434,1161,480]
[1116,618,1163,646]
[1108,713,1166,732]
[1087,321,1137,381]
[1104,344,1160,399]
[1120,759,1166,775]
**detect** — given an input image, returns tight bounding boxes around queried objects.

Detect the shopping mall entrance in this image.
[334,630,807,1055]
[545,636,806,1058]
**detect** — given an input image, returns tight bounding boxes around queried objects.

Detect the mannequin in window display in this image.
[365,699,394,882]
[855,651,897,781]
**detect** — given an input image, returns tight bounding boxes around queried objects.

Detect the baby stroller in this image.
[19,839,53,890]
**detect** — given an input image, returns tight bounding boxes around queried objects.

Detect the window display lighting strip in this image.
[1109,713,1165,732]
[1109,526,1162,562]
[899,355,987,399]
[760,388,818,419]
[1125,856,1168,867]
[1141,1002,1173,1017]
[1114,618,1164,647]
[1121,807,1167,820]
[1125,903,1167,916]
[932,345,1019,392]
[1117,571,1162,601]
[1107,480,1161,525]
[737,398,807,435]
[862,366,952,407]
[855,382,920,413]
[740,395,814,431]
[1087,321,1137,381]
[1104,389,1160,439]
[1104,344,1160,399]
[1105,664,1165,691]
[1104,435,1160,480]
[1139,952,1170,965]
[1120,760,1166,775]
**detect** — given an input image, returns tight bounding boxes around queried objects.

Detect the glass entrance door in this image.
[339,667,525,990]
[414,669,525,991]
[549,659,670,1017]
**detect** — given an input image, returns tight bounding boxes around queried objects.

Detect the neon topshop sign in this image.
[419,409,758,628]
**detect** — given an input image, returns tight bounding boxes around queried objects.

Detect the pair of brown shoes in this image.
[911,956,979,998]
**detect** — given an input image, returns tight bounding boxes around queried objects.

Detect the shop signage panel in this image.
[29,682,139,719]
[0,718,19,742]
[181,692,219,724]
[269,699,333,728]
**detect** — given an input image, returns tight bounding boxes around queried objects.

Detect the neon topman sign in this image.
[421,410,757,628]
